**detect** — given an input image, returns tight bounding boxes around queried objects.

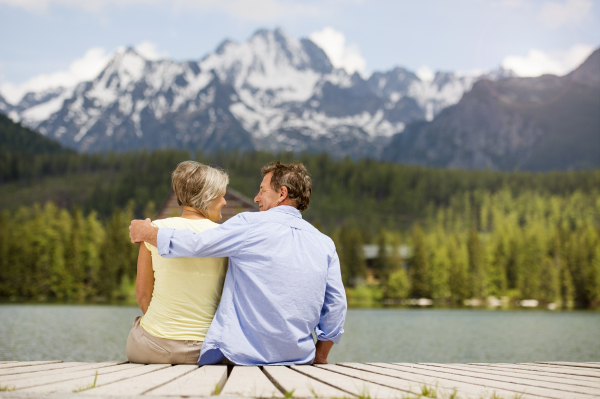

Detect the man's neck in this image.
[277,199,296,208]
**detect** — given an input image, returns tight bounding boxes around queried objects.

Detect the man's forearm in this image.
[314,340,334,364]
[144,226,159,247]
[129,219,159,246]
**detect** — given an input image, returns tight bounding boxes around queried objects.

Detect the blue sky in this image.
[0,0,598,103]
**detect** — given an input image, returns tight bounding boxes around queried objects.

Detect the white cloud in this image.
[134,41,168,60]
[501,44,594,77]
[416,65,435,82]
[0,47,112,104]
[309,27,366,75]
[0,41,167,104]
[540,0,593,28]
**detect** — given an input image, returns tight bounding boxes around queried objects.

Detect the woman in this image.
[126,161,229,364]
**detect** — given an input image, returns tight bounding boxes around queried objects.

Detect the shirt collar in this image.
[267,205,303,219]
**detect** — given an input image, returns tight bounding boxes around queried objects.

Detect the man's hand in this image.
[129,218,159,247]
[313,340,334,364]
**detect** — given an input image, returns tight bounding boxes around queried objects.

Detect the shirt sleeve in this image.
[315,249,347,344]
[157,213,251,259]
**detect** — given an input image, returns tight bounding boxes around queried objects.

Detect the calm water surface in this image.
[1,305,599,363]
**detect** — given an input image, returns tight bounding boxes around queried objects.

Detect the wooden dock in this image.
[0,361,599,398]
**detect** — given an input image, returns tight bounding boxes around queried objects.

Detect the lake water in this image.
[1,305,599,363]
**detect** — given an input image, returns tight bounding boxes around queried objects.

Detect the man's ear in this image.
[278,185,289,203]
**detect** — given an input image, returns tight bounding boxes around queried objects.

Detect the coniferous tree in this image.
[409,225,430,298]
[384,268,411,300]
[539,257,560,303]
[65,207,84,300]
[83,211,105,297]
[372,228,389,280]
[520,226,544,299]
[488,236,508,297]
[429,230,450,300]
[337,225,366,287]
[560,261,575,306]
[467,229,485,299]
[448,235,469,302]
[588,246,600,306]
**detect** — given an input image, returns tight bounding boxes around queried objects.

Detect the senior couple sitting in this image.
[127,160,347,366]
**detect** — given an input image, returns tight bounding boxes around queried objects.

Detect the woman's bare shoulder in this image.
[153,217,221,231]
[151,217,181,229]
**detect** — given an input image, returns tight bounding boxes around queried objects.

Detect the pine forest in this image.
[1,148,599,308]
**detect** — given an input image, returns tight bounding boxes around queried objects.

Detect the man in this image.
[129,161,347,365]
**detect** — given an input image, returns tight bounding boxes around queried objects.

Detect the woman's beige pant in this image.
[126,316,203,364]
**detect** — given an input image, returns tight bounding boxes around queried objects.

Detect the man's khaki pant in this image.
[126,316,203,364]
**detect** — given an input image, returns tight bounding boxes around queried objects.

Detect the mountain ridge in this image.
[3,28,512,158]
[2,28,597,171]
[382,49,600,171]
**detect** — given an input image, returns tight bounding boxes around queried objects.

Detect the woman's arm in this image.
[136,244,154,314]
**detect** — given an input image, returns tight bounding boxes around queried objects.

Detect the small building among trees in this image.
[157,187,258,222]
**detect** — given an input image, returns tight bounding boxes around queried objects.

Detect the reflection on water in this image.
[1,305,599,363]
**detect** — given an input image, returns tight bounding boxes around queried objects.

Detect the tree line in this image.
[335,189,600,308]
[0,202,151,301]
[3,148,600,230]
[1,148,599,306]
[1,188,597,307]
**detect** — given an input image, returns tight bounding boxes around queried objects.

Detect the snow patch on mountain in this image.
[201,29,323,107]
[20,88,73,126]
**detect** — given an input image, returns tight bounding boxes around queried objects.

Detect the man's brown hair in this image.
[261,161,312,211]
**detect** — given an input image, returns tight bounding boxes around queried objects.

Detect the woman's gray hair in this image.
[171,161,228,217]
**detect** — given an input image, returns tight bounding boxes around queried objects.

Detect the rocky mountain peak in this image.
[4,27,568,167]
[566,48,600,87]
[215,39,237,55]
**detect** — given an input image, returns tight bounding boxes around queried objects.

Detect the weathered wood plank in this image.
[220,366,283,398]
[350,363,541,399]
[385,363,563,399]
[20,364,170,394]
[263,365,351,398]
[420,363,600,393]
[0,363,87,377]
[513,364,600,378]
[0,362,123,382]
[292,365,408,399]
[472,363,600,378]
[0,393,180,399]
[439,363,600,388]
[391,363,597,399]
[467,363,600,383]
[81,365,197,395]
[534,362,600,370]
[4,363,142,391]
[325,363,476,399]
[0,362,18,364]
[0,362,62,370]
[146,365,227,397]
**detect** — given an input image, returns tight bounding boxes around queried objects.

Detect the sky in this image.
[0,0,598,104]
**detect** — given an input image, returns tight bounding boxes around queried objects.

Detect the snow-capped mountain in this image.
[382,49,600,171]
[4,28,513,156]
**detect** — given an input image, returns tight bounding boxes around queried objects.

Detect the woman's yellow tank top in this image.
[140,217,227,341]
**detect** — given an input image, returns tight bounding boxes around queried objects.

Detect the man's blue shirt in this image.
[156,205,347,366]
